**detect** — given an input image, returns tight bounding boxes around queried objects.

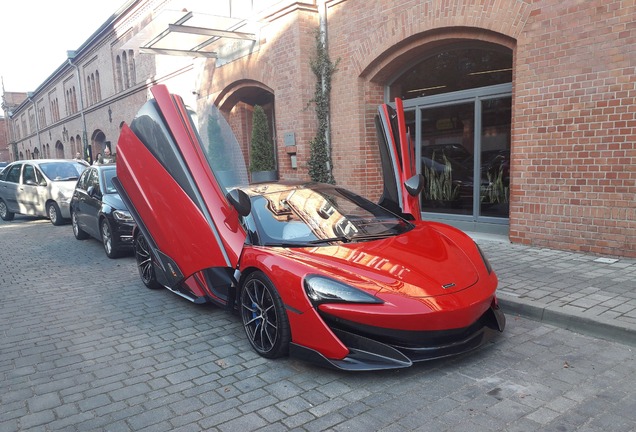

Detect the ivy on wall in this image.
[308,28,337,184]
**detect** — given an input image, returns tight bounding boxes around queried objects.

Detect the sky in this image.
[0,1,128,92]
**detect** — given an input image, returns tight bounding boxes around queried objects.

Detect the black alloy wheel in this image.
[71,211,89,240]
[101,218,120,258]
[134,233,160,289]
[240,271,291,359]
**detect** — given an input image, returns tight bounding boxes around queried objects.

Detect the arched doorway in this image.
[388,41,512,231]
[217,82,277,181]
[91,130,107,162]
[55,141,65,158]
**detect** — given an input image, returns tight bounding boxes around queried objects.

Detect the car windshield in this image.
[102,168,118,194]
[247,183,413,246]
[39,161,87,181]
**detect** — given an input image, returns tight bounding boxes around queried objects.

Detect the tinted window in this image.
[101,167,117,194]
[4,165,22,183]
[77,168,92,190]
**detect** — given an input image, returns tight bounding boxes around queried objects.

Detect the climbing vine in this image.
[308,28,338,184]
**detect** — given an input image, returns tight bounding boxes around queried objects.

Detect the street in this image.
[1,216,635,431]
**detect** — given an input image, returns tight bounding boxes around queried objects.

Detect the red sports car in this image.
[114,85,505,371]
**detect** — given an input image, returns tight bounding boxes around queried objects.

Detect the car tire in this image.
[134,232,161,289]
[47,202,64,226]
[240,271,291,359]
[100,218,121,258]
[71,211,89,240]
[0,199,15,221]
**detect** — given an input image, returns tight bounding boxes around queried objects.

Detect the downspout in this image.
[318,0,332,179]
[67,51,90,163]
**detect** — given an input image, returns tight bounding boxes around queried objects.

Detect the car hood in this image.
[272,224,480,298]
[54,181,79,197]
[102,193,126,211]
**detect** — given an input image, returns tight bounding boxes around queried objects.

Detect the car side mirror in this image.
[87,185,101,198]
[404,174,425,196]
[226,189,251,217]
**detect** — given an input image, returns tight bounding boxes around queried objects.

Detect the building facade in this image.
[2,0,635,258]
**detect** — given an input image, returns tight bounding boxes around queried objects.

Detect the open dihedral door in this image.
[376,98,422,221]
[114,85,247,304]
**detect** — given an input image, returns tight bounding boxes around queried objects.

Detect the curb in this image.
[498,295,636,348]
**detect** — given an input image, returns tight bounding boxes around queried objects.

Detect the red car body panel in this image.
[115,85,504,370]
[116,86,246,284]
[377,99,422,220]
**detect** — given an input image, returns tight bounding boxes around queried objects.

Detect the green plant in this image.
[422,152,459,201]
[481,165,509,204]
[308,28,337,184]
[249,105,276,172]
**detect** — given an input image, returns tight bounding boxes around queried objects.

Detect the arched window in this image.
[33,147,40,159]
[388,42,512,221]
[95,71,102,101]
[71,87,77,113]
[65,90,70,115]
[86,76,93,106]
[90,73,97,104]
[115,55,122,92]
[128,50,136,85]
[122,51,130,89]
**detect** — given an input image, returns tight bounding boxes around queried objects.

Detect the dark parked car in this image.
[0,159,89,225]
[70,164,134,258]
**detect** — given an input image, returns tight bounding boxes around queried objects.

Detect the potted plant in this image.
[249,105,277,183]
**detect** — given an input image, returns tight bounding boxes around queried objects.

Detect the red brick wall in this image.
[205,0,636,257]
[512,0,636,257]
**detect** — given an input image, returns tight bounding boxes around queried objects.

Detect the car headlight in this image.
[475,243,493,274]
[113,209,133,222]
[303,275,383,306]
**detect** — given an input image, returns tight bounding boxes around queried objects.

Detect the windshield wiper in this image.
[265,236,350,248]
[349,233,395,242]
[307,236,351,244]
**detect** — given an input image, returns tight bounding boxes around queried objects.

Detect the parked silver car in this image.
[0,159,89,225]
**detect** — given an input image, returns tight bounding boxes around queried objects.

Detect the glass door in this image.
[478,97,511,218]
[403,88,512,223]
[419,102,475,216]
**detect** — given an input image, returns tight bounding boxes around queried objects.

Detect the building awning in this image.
[123,8,260,64]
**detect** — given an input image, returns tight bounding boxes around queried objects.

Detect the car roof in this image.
[8,159,85,166]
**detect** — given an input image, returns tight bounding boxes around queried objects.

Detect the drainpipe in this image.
[317,0,332,181]
[67,50,90,162]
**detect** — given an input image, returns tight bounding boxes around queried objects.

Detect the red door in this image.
[376,98,422,221]
[116,85,247,288]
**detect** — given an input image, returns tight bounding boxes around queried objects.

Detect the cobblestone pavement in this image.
[1,216,635,431]
[472,233,636,347]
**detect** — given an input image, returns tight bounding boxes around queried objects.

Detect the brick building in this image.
[2,0,635,257]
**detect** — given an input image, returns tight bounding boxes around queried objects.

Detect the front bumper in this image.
[290,303,505,371]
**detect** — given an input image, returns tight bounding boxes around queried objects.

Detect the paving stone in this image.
[2,216,636,432]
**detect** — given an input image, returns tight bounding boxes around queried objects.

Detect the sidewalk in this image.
[469,232,636,347]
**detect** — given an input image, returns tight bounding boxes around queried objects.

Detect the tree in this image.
[249,105,276,172]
